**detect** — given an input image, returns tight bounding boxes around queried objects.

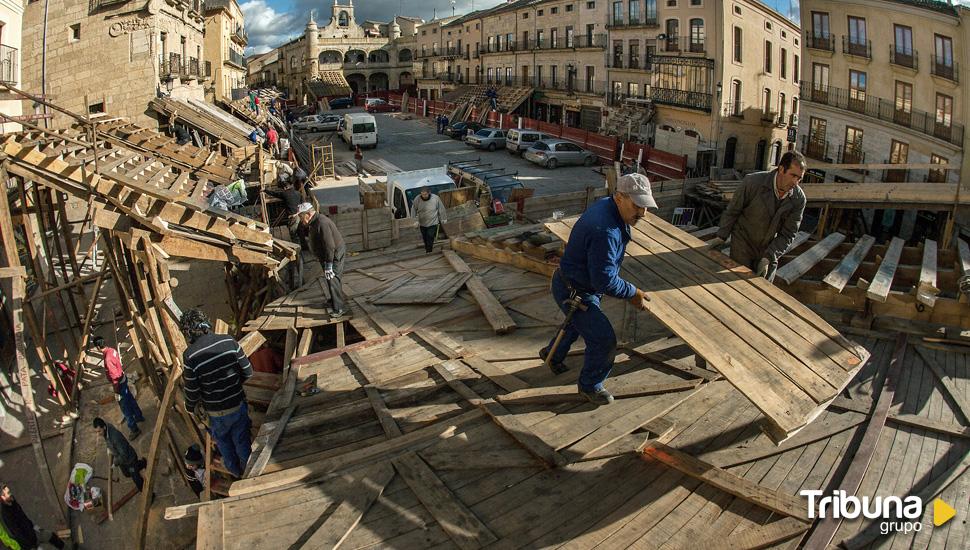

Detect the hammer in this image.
[543,293,588,371]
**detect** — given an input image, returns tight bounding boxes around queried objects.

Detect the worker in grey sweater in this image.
[411,187,448,253]
[297,203,347,316]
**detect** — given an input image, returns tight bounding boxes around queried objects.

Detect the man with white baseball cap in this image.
[296,202,347,317]
[539,173,654,405]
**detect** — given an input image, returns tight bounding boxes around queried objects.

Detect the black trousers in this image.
[122,457,147,491]
[420,224,439,252]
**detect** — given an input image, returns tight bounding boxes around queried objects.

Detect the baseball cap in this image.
[617,173,657,209]
[296,202,314,215]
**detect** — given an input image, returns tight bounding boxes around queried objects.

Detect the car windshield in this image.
[531,142,550,151]
[404,183,453,205]
[474,129,491,137]
[353,123,376,133]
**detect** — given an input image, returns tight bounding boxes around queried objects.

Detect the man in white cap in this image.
[539,173,653,405]
[296,202,347,317]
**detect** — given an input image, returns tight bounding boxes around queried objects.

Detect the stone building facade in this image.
[0,0,24,132]
[272,1,420,103]
[797,0,968,187]
[247,50,280,89]
[22,0,206,128]
[204,0,247,102]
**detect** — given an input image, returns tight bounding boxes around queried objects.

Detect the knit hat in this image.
[184,444,204,467]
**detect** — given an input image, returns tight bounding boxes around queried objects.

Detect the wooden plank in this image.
[866,237,905,302]
[915,345,970,424]
[888,413,970,439]
[303,463,395,550]
[297,328,313,357]
[391,452,497,550]
[352,296,400,335]
[196,502,224,550]
[441,249,517,334]
[479,399,568,468]
[801,332,907,550]
[716,517,810,549]
[244,404,297,478]
[495,379,701,405]
[775,232,846,284]
[823,235,876,292]
[418,449,540,470]
[461,355,530,392]
[957,239,970,297]
[917,239,939,307]
[238,330,266,356]
[641,442,808,520]
[365,386,404,437]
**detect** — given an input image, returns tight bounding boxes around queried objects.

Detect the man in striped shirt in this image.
[180,309,254,477]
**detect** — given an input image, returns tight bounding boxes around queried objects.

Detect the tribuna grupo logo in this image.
[801,490,956,535]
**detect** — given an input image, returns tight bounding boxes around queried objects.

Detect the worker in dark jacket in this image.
[541,174,653,405]
[0,482,64,549]
[707,151,807,281]
[264,180,302,238]
[297,203,346,317]
[94,417,147,492]
[180,309,254,478]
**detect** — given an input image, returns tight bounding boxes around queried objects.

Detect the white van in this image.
[386,167,457,219]
[505,128,552,156]
[341,113,378,149]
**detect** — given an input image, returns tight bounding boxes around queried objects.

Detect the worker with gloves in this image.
[707,151,807,281]
[540,173,653,406]
[296,203,346,317]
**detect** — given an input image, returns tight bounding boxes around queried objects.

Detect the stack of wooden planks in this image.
[546,213,870,443]
[150,97,253,149]
[450,223,562,277]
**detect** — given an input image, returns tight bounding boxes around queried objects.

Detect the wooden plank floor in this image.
[177,245,970,550]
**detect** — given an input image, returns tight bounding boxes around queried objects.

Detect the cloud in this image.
[240,0,302,55]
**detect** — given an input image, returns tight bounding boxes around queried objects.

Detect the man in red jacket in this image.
[94,336,145,439]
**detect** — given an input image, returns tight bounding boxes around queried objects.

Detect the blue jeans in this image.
[117,377,144,431]
[208,401,252,477]
[545,271,618,392]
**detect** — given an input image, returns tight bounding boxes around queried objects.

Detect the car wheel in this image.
[546,158,558,169]
[487,143,496,152]
[584,156,595,167]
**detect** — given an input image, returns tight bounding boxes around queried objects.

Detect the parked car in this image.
[464,128,507,151]
[506,129,553,156]
[524,139,598,169]
[328,97,354,109]
[443,121,484,140]
[364,98,396,113]
[291,114,342,132]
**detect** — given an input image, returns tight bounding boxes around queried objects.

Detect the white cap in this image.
[296,202,314,215]
[617,173,657,209]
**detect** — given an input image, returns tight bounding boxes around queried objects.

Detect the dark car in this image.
[364,98,396,113]
[329,97,354,109]
[444,121,484,140]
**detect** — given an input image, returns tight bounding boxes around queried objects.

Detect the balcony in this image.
[159,53,181,80]
[805,31,834,52]
[608,57,648,71]
[837,143,865,166]
[484,34,607,54]
[760,110,778,124]
[800,81,964,146]
[0,45,17,86]
[650,88,712,112]
[227,50,246,69]
[231,26,248,46]
[658,36,706,55]
[607,15,660,29]
[889,47,918,70]
[931,57,958,82]
[800,135,829,161]
[842,36,871,59]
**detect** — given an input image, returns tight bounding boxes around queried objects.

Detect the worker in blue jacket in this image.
[540,173,654,404]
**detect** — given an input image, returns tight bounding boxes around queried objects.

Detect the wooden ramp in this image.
[546,213,870,443]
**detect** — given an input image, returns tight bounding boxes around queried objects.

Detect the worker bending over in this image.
[297,203,347,318]
[541,173,653,405]
[708,151,807,281]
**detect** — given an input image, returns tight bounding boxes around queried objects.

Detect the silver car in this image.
[291,114,342,132]
[523,139,598,169]
[465,128,507,151]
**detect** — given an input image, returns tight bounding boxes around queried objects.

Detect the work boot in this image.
[538,347,568,375]
[330,308,345,319]
[129,427,142,440]
[579,387,614,406]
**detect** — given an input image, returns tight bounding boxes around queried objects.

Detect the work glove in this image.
[755,258,770,278]
[630,288,651,311]
[705,237,726,250]
[324,263,335,280]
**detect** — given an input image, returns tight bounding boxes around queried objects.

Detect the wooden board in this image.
[370,272,473,305]
[775,232,846,284]
[303,463,395,549]
[866,237,905,302]
[917,239,940,307]
[823,235,876,292]
[442,250,517,334]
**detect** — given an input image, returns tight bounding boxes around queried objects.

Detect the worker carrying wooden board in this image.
[707,151,807,281]
[540,173,653,405]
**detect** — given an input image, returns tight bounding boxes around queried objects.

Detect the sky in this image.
[242,0,802,55]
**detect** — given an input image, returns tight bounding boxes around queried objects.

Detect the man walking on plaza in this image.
[706,151,807,281]
[411,187,448,253]
[93,417,147,492]
[0,483,64,549]
[180,309,254,478]
[94,336,145,439]
[297,203,346,317]
[540,173,653,405]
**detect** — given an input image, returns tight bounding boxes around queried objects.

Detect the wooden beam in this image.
[243,404,297,478]
[866,237,905,302]
[441,250,516,334]
[801,332,907,550]
[888,413,970,439]
[916,239,939,307]
[914,345,970,424]
[823,235,876,292]
[238,330,266,356]
[391,452,497,549]
[304,463,395,549]
[775,232,846,284]
[715,517,811,550]
[365,386,403,437]
[495,379,701,405]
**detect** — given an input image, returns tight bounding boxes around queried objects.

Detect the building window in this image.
[523,12,529,19]
[551,7,558,14]
[844,126,863,163]
[538,9,543,15]
[566,26,574,48]
[780,48,787,80]
[629,82,639,96]
[613,40,623,67]
[588,1,596,8]
[551,28,558,47]
[537,30,544,48]
[936,92,953,138]
[812,63,829,101]
[507,33,514,50]
[585,66,595,92]
[849,70,867,111]
[935,34,954,72]
[792,96,798,116]
[506,67,513,85]
[887,140,909,182]
[929,154,948,182]
[667,0,676,6]
[566,4,574,11]
[731,79,742,115]
[763,88,771,111]
[764,41,772,73]
[807,117,827,159]
[88,101,104,114]
[665,20,678,51]
[734,5,741,15]
[812,12,830,38]
[793,55,799,83]
[765,21,772,31]
[629,39,640,69]
[778,92,786,117]
[69,23,81,42]
[733,27,742,63]
[551,65,558,86]
[781,30,787,39]
[613,1,623,24]
[894,80,912,118]
[689,19,704,52]
[691,0,701,5]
